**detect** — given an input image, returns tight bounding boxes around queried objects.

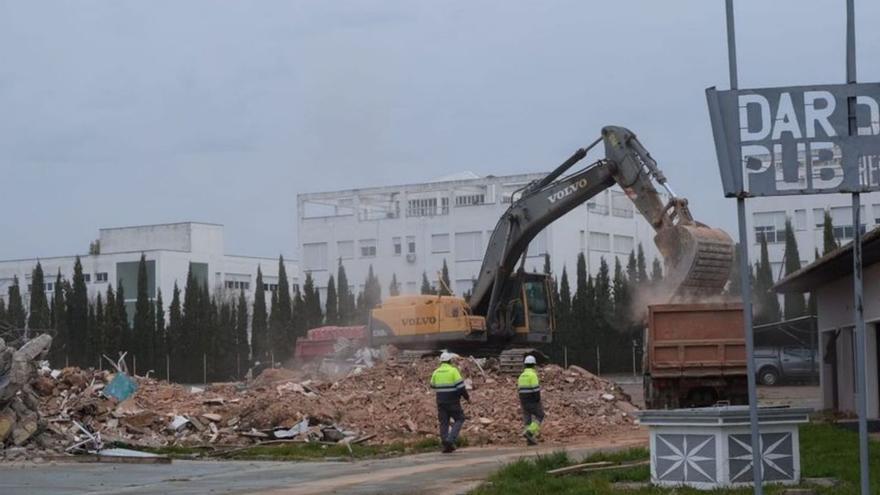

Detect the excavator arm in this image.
[470,126,734,336]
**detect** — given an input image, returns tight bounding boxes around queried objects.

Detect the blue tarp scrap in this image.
[104,372,137,401]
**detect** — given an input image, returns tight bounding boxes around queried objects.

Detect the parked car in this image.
[754,346,819,385]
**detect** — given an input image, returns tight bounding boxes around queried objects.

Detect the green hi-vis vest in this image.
[518,367,541,403]
[430,363,465,404]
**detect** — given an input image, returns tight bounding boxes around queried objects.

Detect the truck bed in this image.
[646,302,745,378]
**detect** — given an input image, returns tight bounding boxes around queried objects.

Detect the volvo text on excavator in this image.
[368,126,735,368]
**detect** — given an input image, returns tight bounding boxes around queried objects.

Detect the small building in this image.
[774,226,880,420]
[0,222,298,323]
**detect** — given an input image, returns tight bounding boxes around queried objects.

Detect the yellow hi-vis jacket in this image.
[430,363,469,405]
[517,367,541,403]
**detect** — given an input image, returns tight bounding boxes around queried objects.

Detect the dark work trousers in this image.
[437,402,465,444]
[521,400,545,427]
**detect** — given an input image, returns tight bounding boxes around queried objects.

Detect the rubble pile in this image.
[0,335,53,459]
[249,358,638,445]
[1,341,638,459]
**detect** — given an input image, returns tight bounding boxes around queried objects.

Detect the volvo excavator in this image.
[368,126,734,370]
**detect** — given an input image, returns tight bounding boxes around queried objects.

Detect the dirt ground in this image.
[606,373,822,410]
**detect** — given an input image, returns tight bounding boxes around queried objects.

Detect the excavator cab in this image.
[502,272,555,344]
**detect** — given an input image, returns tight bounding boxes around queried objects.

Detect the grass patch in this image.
[470,423,880,495]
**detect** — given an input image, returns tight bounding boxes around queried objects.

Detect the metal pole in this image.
[203,353,207,385]
[725,2,763,493]
[596,346,601,376]
[845,1,869,493]
[166,354,170,382]
[563,346,568,369]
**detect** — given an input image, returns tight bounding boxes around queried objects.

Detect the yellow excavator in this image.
[368,126,734,369]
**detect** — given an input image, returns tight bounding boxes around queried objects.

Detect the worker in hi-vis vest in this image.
[518,355,544,445]
[430,352,470,453]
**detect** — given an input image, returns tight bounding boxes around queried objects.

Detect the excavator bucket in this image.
[654,223,735,297]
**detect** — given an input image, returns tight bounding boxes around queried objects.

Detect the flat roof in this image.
[99,221,223,232]
[773,226,880,294]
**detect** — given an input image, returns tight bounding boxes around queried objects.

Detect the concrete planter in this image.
[636,406,811,490]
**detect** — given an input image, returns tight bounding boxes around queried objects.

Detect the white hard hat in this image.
[524,355,537,365]
[439,351,455,362]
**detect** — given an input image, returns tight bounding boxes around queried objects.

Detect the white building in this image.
[0,222,298,321]
[745,192,880,281]
[297,172,664,300]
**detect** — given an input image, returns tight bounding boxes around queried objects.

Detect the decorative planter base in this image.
[636,406,811,490]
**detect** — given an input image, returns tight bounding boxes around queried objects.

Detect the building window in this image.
[589,231,611,252]
[407,197,448,217]
[587,191,609,215]
[455,232,483,261]
[793,209,806,231]
[873,204,880,225]
[359,239,377,258]
[813,208,826,229]
[613,234,634,254]
[407,235,416,254]
[95,272,108,283]
[431,234,450,253]
[337,240,354,260]
[610,191,633,218]
[83,273,91,283]
[527,230,548,257]
[45,282,53,292]
[303,242,328,271]
[829,206,867,241]
[455,194,485,207]
[752,211,786,244]
[392,237,402,256]
[225,280,251,290]
[263,283,279,291]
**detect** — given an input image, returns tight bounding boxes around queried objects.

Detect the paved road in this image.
[0,433,647,495]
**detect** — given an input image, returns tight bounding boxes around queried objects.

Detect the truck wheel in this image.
[759,367,780,386]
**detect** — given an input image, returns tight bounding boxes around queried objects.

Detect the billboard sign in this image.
[706,83,880,197]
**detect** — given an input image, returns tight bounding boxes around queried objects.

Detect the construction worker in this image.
[430,351,469,453]
[518,355,544,446]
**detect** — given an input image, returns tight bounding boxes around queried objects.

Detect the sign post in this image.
[709,2,876,494]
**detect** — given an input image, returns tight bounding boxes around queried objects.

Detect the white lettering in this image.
[803,91,836,138]
[857,96,880,136]
[810,142,844,190]
[772,92,803,140]
[741,144,771,193]
[739,94,772,142]
[773,142,807,191]
[547,178,588,204]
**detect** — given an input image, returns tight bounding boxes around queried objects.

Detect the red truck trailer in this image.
[643,302,747,409]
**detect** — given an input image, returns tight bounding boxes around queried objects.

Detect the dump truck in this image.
[643,302,747,409]
[369,126,735,368]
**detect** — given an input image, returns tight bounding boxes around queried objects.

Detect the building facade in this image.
[0,222,298,323]
[745,192,880,281]
[297,172,665,300]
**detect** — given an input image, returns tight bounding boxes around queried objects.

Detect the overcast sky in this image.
[2,0,879,260]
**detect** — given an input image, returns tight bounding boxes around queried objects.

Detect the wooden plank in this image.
[548,460,649,477]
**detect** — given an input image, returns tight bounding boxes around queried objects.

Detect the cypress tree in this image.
[0,298,6,327]
[133,254,153,372]
[440,260,451,295]
[651,258,663,283]
[543,253,552,275]
[87,302,96,366]
[637,244,648,283]
[569,253,590,368]
[626,251,637,285]
[325,275,338,325]
[336,261,353,325]
[389,273,400,296]
[291,285,305,344]
[49,271,68,366]
[235,289,250,373]
[69,258,89,366]
[104,285,120,358]
[276,255,294,346]
[302,272,323,329]
[594,258,611,321]
[822,210,838,255]
[28,262,51,331]
[154,289,166,378]
[421,272,433,295]
[116,284,130,368]
[251,267,268,362]
[167,283,182,380]
[553,266,572,363]
[364,265,381,309]
[612,257,630,328]
[93,294,104,364]
[754,237,780,324]
[782,220,805,319]
[7,276,26,329]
